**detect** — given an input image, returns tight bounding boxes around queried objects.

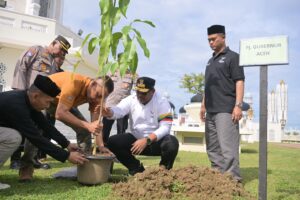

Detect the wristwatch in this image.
[235,102,243,109]
[146,137,152,145]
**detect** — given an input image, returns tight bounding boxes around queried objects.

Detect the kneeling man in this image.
[0,75,87,187]
[103,77,179,175]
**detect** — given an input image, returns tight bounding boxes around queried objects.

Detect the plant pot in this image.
[77,154,115,185]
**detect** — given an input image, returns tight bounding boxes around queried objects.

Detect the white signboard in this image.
[239,35,288,66]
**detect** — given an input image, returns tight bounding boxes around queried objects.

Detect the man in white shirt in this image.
[103,77,179,175]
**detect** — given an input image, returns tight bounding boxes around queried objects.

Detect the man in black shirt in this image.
[200,25,245,182]
[0,75,87,188]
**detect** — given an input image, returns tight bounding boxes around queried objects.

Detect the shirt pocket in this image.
[32,57,52,74]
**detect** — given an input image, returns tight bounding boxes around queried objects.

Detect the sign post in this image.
[239,35,289,200]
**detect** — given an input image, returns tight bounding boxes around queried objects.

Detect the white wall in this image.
[246,122,282,143]
[6,0,26,13]
[0,46,23,90]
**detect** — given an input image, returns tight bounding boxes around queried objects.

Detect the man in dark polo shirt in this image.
[0,75,87,187]
[200,25,245,182]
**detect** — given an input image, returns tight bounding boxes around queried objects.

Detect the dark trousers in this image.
[102,115,129,144]
[46,105,92,153]
[108,133,179,171]
[37,112,55,159]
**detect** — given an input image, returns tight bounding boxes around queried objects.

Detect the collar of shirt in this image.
[212,46,230,58]
[24,90,37,112]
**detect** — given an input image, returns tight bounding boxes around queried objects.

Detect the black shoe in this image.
[33,159,51,170]
[10,160,21,170]
[129,163,145,176]
[40,163,51,169]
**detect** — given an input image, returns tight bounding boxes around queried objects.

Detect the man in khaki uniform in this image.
[12,35,70,90]
[10,35,71,179]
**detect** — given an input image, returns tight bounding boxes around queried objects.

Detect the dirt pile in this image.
[113,165,254,200]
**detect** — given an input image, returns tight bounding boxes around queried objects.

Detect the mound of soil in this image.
[113,165,254,200]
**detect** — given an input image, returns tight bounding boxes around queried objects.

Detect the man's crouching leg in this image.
[107,133,144,176]
[19,139,36,182]
[0,127,25,185]
[69,108,92,153]
[159,135,179,170]
[0,127,22,168]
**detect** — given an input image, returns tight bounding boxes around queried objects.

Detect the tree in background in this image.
[179,73,205,95]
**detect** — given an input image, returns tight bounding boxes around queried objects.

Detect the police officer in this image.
[10,35,71,173]
[12,35,70,89]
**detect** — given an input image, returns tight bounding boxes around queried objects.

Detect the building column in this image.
[25,0,40,16]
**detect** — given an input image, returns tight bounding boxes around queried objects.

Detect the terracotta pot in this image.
[77,155,115,185]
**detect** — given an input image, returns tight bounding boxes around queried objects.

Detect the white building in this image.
[0,0,99,92]
[173,81,289,152]
[0,0,100,140]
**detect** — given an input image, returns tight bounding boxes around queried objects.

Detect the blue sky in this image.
[63,0,300,129]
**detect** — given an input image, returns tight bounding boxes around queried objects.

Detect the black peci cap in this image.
[207,25,225,35]
[34,75,61,97]
[135,77,155,93]
[54,35,71,54]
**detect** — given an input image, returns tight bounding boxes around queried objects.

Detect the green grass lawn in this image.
[0,143,299,200]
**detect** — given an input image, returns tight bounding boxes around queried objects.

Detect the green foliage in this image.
[81,0,155,77]
[179,73,205,95]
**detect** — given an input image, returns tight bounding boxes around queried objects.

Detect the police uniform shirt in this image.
[204,47,245,113]
[110,92,173,140]
[0,90,70,162]
[12,45,58,90]
[105,71,134,107]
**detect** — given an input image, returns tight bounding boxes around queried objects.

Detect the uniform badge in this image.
[25,51,33,57]
[41,63,47,72]
[42,52,50,58]
[137,79,145,88]
[219,57,226,63]
[25,47,37,57]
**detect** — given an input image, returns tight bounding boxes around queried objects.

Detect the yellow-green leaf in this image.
[128,42,136,60]
[119,0,130,17]
[110,62,119,74]
[100,0,111,15]
[81,33,92,49]
[129,52,138,74]
[135,33,150,58]
[121,25,131,35]
[133,19,156,28]
[88,37,99,54]
[111,7,122,26]
[111,32,122,59]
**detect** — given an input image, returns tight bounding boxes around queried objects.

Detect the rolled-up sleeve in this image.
[153,101,173,141]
